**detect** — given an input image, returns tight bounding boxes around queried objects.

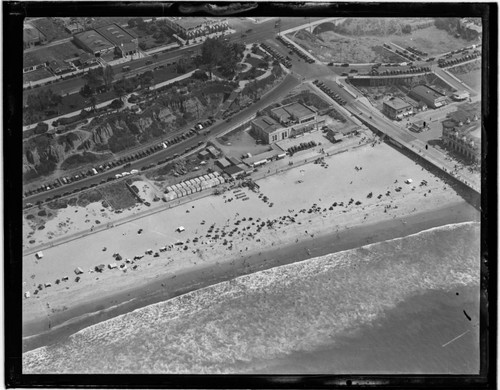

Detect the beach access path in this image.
[22,141,480,350]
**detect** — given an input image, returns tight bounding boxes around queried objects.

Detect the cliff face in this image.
[91,123,114,145]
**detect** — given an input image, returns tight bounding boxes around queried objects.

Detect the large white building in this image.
[163,17,228,40]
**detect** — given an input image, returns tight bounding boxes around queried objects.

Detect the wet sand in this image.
[23,199,478,352]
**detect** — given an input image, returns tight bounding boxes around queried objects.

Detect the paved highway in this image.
[23,73,300,208]
[23,18,312,104]
[23,18,481,206]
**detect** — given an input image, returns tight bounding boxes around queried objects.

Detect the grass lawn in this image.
[100,181,139,210]
[23,68,53,84]
[30,19,71,42]
[236,68,266,81]
[24,41,86,68]
[244,56,268,68]
[130,26,175,50]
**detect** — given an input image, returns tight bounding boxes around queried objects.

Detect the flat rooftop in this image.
[384,97,411,110]
[252,115,281,134]
[270,106,291,121]
[410,85,445,100]
[96,24,136,46]
[75,30,114,52]
[283,102,316,118]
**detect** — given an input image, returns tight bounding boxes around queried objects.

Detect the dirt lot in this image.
[217,127,272,158]
[449,62,481,92]
[99,181,139,211]
[291,24,471,63]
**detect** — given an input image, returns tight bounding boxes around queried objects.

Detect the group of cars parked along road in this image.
[275,34,316,64]
[23,118,216,208]
[313,79,347,106]
[260,42,293,68]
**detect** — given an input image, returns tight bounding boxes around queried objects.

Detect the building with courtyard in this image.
[382,97,413,120]
[163,17,228,40]
[441,104,481,163]
[408,85,448,109]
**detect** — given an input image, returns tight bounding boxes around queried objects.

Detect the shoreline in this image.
[23,199,478,353]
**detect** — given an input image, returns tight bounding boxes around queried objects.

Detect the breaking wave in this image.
[23,222,480,374]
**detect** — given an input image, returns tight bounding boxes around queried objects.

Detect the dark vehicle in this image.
[145,60,153,65]
[123,163,131,168]
[341,63,349,67]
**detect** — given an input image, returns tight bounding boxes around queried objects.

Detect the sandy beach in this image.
[22,141,480,351]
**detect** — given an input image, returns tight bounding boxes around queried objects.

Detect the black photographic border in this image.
[4,2,497,388]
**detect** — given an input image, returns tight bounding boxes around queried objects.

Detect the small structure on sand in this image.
[35,251,44,260]
[176,226,185,233]
[74,267,84,275]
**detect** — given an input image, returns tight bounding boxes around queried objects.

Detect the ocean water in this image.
[23,222,481,374]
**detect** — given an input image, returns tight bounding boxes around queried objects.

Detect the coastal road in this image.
[23,73,301,208]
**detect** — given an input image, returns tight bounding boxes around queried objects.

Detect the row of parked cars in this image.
[438,51,480,68]
[23,118,216,207]
[275,35,315,64]
[260,42,292,68]
[313,80,347,106]
[369,66,431,76]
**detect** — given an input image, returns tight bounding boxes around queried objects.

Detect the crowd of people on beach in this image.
[26,170,438,295]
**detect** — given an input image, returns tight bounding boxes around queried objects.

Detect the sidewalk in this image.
[24,69,199,132]
[23,63,102,90]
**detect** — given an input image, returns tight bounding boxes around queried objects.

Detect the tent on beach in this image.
[35,251,43,260]
[74,267,84,275]
[108,263,118,269]
[176,226,185,232]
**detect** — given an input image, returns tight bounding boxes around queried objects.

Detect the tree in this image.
[402,24,412,34]
[88,95,97,112]
[102,65,114,90]
[84,67,103,90]
[113,80,126,101]
[79,84,93,99]
[109,99,124,110]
